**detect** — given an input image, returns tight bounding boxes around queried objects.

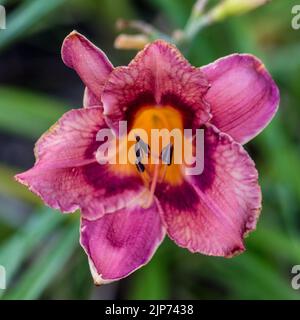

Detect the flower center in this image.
[105,105,186,207]
[131,105,183,137]
[129,105,185,207]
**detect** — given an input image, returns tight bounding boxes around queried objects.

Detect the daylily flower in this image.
[15,31,279,284]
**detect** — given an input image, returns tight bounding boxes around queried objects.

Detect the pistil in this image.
[143,163,160,208]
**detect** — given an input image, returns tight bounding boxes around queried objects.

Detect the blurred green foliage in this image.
[0,0,299,300]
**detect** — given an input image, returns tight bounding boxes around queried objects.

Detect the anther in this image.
[135,161,145,173]
[135,136,150,173]
[161,143,173,166]
[135,136,150,157]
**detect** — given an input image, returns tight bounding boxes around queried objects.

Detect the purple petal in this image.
[156,124,261,257]
[83,87,102,108]
[201,54,279,144]
[102,40,210,135]
[62,31,114,101]
[15,107,143,220]
[80,201,165,284]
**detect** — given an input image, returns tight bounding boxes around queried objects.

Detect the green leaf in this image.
[201,252,299,300]
[148,0,193,28]
[0,0,10,5]
[129,240,171,300]
[256,117,300,199]
[3,219,78,299]
[249,228,300,263]
[0,165,41,205]
[0,208,63,297]
[0,86,67,139]
[0,0,68,50]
